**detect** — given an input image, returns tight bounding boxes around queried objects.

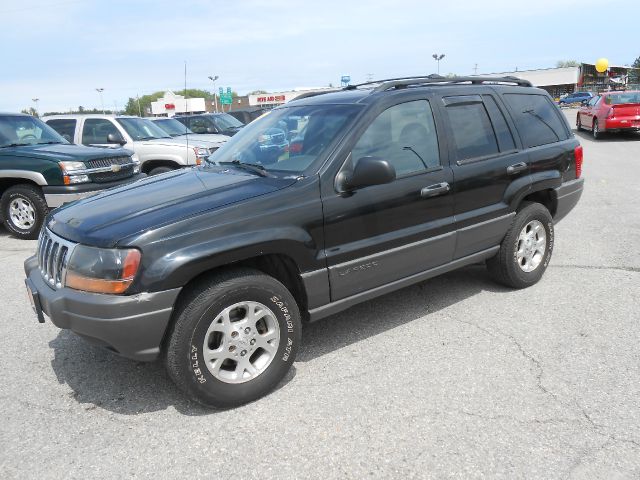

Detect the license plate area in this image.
[25,279,45,323]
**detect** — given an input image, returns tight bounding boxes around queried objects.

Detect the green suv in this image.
[0,113,142,239]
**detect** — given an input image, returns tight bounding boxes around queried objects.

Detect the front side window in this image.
[504,94,569,148]
[351,100,440,176]
[153,118,191,137]
[46,119,76,142]
[444,100,499,161]
[82,119,120,145]
[188,117,212,134]
[0,115,66,147]
[212,113,244,129]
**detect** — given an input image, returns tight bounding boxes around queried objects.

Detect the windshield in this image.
[0,115,67,147]
[605,92,640,105]
[213,113,244,130]
[205,104,361,173]
[116,117,172,140]
[152,118,193,137]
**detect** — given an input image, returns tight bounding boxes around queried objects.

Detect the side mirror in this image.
[338,156,396,192]
[107,132,126,145]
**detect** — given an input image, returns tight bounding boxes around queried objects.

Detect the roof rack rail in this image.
[291,89,338,101]
[344,74,532,92]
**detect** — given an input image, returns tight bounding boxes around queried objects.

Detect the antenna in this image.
[184,61,189,153]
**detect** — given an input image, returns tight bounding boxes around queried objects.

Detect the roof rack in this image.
[344,74,532,92]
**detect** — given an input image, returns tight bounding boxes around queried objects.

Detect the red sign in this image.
[165,103,175,109]
[256,95,286,103]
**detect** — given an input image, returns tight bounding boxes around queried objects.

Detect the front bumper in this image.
[24,255,180,361]
[42,173,146,208]
[552,177,584,224]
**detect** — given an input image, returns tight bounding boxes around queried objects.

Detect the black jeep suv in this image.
[24,75,584,407]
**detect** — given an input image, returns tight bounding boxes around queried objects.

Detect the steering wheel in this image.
[21,134,37,141]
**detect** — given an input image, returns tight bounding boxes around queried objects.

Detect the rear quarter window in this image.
[503,93,569,148]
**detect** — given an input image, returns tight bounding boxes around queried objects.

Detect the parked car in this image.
[0,112,141,238]
[558,91,593,105]
[576,91,640,139]
[227,108,268,125]
[174,113,244,137]
[148,117,229,151]
[43,115,215,176]
[25,75,584,407]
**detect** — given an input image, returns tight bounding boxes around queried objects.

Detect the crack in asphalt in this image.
[451,317,640,478]
[553,264,640,273]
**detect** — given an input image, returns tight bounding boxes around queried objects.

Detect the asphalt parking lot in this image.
[1,109,639,479]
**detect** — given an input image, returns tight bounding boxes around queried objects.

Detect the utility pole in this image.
[473,64,478,75]
[432,53,445,75]
[208,75,219,113]
[95,88,105,114]
[136,95,142,117]
[366,73,374,82]
[31,98,39,116]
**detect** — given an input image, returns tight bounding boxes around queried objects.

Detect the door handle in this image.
[420,182,450,198]
[507,162,527,175]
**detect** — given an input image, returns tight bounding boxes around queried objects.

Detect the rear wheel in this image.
[486,202,554,289]
[592,119,601,139]
[165,268,301,408]
[0,185,48,239]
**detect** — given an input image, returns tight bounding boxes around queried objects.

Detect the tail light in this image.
[574,145,583,179]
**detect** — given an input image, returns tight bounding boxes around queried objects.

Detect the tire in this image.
[165,268,301,408]
[0,184,48,239]
[148,166,174,176]
[592,119,601,139]
[486,202,554,289]
[576,114,583,131]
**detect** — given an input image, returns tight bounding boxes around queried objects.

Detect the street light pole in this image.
[31,98,39,116]
[432,53,445,75]
[208,75,219,113]
[95,88,105,114]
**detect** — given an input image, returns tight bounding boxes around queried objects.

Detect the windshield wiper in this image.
[35,141,63,145]
[0,143,30,148]
[219,160,268,177]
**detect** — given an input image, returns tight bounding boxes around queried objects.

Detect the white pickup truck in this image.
[43,114,220,175]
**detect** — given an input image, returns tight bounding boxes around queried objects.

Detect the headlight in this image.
[193,147,209,165]
[66,245,141,294]
[59,161,85,172]
[59,161,90,185]
[131,154,141,174]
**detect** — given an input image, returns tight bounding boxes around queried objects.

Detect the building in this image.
[247,87,338,109]
[482,63,635,97]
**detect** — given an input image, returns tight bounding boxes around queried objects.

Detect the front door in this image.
[321,98,456,301]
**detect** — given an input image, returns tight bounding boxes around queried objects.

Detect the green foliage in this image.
[630,56,640,84]
[248,90,268,95]
[556,60,580,68]
[42,107,114,116]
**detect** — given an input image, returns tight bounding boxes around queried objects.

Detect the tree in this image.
[248,90,268,95]
[42,107,114,116]
[20,107,38,117]
[556,60,580,68]
[630,55,640,84]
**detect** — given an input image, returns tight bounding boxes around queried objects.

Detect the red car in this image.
[576,90,640,139]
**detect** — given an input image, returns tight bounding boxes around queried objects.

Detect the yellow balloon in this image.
[595,58,609,73]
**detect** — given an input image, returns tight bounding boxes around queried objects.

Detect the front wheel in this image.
[0,184,48,239]
[486,203,554,289]
[165,268,301,408]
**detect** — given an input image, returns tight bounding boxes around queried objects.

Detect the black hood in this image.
[48,167,297,247]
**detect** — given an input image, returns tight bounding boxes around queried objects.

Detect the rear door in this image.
[321,95,456,301]
[438,91,529,259]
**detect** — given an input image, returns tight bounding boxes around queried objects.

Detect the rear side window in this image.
[46,119,76,143]
[82,119,119,145]
[482,95,516,152]
[443,99,499,161]
[504,94,569,148]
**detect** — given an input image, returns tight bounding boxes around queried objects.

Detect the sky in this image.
[2,0,639,114]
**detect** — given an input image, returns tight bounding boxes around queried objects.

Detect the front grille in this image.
[37,229,77,289]
[85,156,131,169]
[89,165,134,183]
